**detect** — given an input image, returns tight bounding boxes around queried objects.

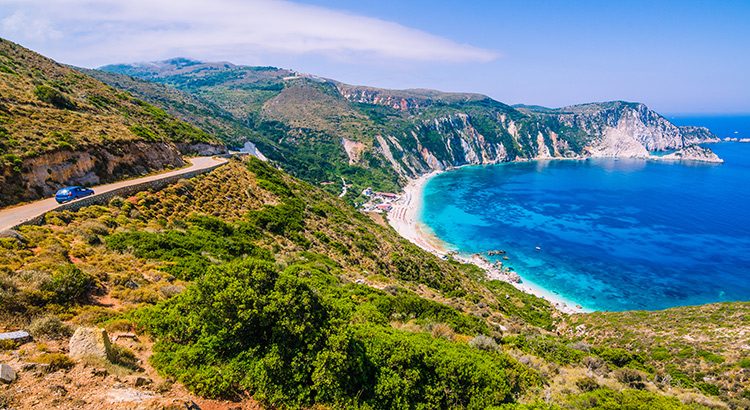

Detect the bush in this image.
[133,257,539,408]
[614,368,647,389]
[44,264,94,305]
[575,376,599,393]
[28,314,71,339]
[30,353,75,372]
[469,334,498,351]
[33,85,75,110]
[110,344,139,370]
[697,382,720,396]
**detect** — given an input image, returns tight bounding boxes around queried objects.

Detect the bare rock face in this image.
[69,327,113,361]
[0,141,187,207]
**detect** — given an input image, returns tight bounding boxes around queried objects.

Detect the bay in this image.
[420,139,750,312]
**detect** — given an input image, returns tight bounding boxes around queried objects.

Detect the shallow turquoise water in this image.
[420,141,750,311]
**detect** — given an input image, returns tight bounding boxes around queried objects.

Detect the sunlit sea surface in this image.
[420,116,750,311]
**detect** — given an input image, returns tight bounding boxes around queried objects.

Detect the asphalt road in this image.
[0,156,227,232]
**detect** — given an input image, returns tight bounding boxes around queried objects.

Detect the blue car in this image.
[55,186,94,204]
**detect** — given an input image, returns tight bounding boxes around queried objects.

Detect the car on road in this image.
[55,186,94,204]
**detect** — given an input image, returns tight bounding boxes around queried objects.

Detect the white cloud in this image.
[0,0,499,66]
[1,10,62,41]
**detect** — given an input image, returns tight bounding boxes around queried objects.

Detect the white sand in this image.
[387,171,585,315]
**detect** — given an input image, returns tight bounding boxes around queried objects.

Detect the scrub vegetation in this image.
[2,157,746,409]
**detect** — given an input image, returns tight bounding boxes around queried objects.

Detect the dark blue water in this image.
[421,132,750,312]
[667,114,750,140]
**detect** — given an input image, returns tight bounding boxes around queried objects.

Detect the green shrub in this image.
[43,264,94,305]
[133,257,538,408]
[697,350,725,364]
[567,388,701,410]
[738,357,750,368]
[33,85,75,110]
[696,382,720,396]
[651,346,672,361]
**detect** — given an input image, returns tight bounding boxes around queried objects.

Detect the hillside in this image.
[97,59,720,203]
[0,39,226,207]
[2,156,746,409]
[1,42,746,410]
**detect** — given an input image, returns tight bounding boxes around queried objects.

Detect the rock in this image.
[69,327,113,362]
[659,144,724,163]
[507,271,521,283]
[127,375,152,387]
[355,279,365,285]
[0,330,33,345]
[113,332,136,341]
[0,363,16,383]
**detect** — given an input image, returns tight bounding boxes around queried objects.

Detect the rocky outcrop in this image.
[68,327,113,362]
[0,141,187,207]
[659,145,724,163]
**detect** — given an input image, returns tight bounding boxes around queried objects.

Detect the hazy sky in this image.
[1,0,747,113]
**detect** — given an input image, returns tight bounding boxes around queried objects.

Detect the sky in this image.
[0,0,748,114]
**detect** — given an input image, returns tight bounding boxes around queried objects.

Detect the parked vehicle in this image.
[55,186,94,204]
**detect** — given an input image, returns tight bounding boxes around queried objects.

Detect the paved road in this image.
[0,156,227,232]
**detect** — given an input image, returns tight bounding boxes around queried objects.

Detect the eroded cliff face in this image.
[0,141,189,207]
[347,98,721,180]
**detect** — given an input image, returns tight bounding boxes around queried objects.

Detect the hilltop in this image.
[0,40,226,207]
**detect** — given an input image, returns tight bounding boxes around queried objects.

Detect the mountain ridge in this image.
[94,58,722,199]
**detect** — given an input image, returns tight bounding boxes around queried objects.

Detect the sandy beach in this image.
[387,171,584,315]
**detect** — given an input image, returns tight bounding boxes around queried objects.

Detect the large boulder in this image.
[68,327,113,361]
[0,363,16,384]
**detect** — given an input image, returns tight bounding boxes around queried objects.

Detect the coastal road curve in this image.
[0,156,228,233]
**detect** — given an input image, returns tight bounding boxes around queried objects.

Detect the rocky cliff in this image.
[356,99,721,181]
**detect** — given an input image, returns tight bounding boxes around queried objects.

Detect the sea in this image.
[420,115,750,312]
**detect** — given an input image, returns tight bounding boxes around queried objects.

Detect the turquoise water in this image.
[420,120,750,312]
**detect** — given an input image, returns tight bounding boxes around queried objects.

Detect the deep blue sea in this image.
[420,116,750,312]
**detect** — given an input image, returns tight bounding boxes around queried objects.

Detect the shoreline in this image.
[387,169,584,315]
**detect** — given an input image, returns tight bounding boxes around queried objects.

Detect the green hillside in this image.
[0,40,219,163]
[2,157,745,409]
[0,39,225,207]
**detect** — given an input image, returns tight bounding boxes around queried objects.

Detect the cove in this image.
[420,143,750,312]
